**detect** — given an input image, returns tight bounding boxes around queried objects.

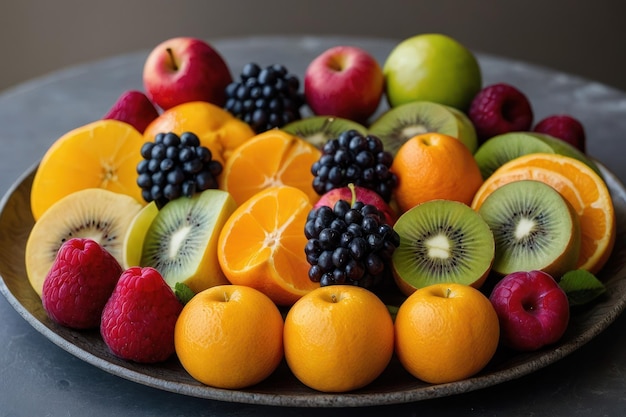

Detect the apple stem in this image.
[445,288,452,298]
[166,47,178,71]
[331,293,338,303]
[223,291,230,302]
[348,183,357,207]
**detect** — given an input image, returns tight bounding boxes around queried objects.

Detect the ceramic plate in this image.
[1,164,626,408]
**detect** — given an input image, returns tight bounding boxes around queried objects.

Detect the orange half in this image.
[219,129,322,205]
[471,153,615,274]
[217,185,320,306]
[31,119,145,221]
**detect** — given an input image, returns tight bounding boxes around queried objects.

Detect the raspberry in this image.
[137,131,222,208]
[224,62,305,133]
[468,83,534,143]
[42,238,122,329]
[533,114,586,153]
[311,130,398,202]
[100,266,183,363]
[304,198,400,289]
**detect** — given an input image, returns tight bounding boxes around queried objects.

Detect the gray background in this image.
[2,0,625,94]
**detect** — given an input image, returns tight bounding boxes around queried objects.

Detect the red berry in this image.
[468,83,534,143]
[42,238,122,329]
[103,90,159,133]
[100,266,183,363]
[533,114,586,153]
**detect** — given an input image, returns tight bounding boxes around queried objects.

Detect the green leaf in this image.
[174,282,196,306]
[558,269,606,307]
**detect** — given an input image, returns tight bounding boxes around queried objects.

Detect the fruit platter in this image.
[1,34,626,408]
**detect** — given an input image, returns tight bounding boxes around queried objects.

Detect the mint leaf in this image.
[174,282,196,305]
[558,269,606,307]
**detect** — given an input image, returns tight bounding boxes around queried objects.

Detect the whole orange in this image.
[394,283,500,384]
[143,101,255,165]
[174,285,284,389]
[391,132,483,212]
[283,285,394,392]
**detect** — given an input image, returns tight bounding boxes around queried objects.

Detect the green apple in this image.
[383,33,482,111]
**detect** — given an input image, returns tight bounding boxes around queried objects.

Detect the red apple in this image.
[103,90,159,133]
[314,185,397,225]
[143,37,232,110]
[489,270,570,351]
[304,46,384,124]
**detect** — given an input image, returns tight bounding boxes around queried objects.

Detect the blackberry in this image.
[136,131,222,208]
[311,130,398,202]
[224,62,305,133]
[304,198,400,289]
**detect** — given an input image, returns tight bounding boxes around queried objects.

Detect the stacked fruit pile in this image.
[23,34,615,393]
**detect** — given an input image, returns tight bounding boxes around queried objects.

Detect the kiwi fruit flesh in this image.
[391,199,495,296]
[140,188,236,294]
[25,188,143,297]
[477,179,581,279]
[474,131,602,179]
[368,101,478,155]
[281,116,367,148]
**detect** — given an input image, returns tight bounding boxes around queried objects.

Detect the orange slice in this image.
[31,119,146,221]
[219,129,322,205]
[217,185,320,306]
[471,153,615,274]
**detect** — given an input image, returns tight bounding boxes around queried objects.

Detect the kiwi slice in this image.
[140,188,236,293]
[477,180,581,278]
[368,101,477,155]
[391,199,495,295]
[281,116,367,148]
[25,188,143,297]
[474,131,602,179]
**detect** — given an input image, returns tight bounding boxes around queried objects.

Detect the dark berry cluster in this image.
[311,130,398,202]
[224,63,305,133]
[136,132,222,208]
[304,199,400,289]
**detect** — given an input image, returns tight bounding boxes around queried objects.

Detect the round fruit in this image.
[477,180,581,278]
[390,132,483,212]
[175,285,284,389]
[283,285,394,392]
[383,33,482,111]
[391,199,495,296]
[217,185,320,306]
[394,282,500,384]
[26,188,143,297]
[30,119,146,221]
[471,153,615,274]
[142,101,255,166]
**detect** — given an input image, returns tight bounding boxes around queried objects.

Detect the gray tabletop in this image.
[1,36,626,416]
